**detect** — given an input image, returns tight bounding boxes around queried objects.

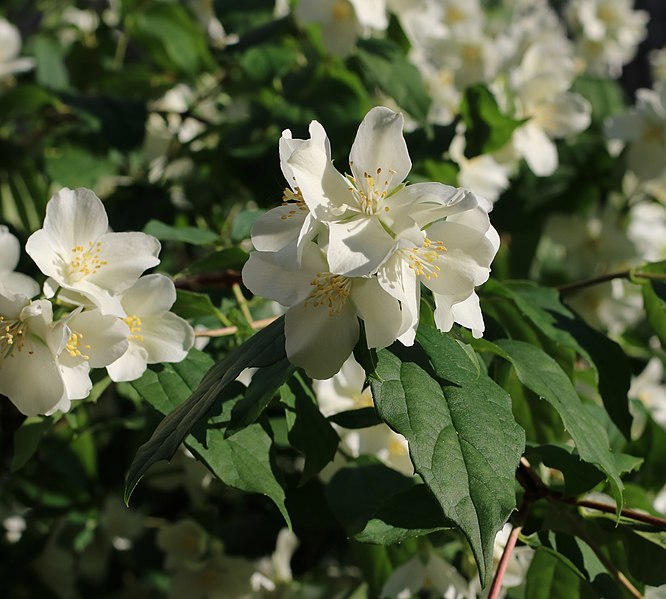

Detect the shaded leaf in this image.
[143,219,220,245]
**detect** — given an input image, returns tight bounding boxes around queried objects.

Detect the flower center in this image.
[124,315,144,342]
[0,315,26,358]
[68,241,108,282]
[66,332,91,361]
[349,167,397,215]
[401,238,447,280]
[332,0,353,21]
[303,272,352,316]
[280,187,308,220]
[447,6,465,24]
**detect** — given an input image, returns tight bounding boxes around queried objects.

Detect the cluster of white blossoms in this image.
[0,188,194,417]
[242,106,499,379]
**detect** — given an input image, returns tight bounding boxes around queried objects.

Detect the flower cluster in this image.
[0,188,194,416]
[242,106,499,379]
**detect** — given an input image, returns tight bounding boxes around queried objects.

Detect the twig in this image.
[557,269,666,294]
[233,283,254,327]
[557,271,630,294]
[195,316,277,337]
[572,499,666,530]
[488,523,522,599]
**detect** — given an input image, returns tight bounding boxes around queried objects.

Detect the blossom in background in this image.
[566,0,648,76]
[313,354,413,476]
[628,202,666,262]
[380,547,469,598]
[508,36,591,177]
[295,0,388,56]
[606,83,666,182]
[630,357,666,430]
[26,187,161,315]
[0,225,39,297]
[0,18,35,81]
[106,274,194,382]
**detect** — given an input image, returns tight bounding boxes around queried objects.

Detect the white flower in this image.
[566,0,648,76]
[106,274,194,382]
[26,187,161,316]
[313,354,413,476]
[0,18,35,80]
[0,293,73,416]
[378,193,499,342]
[157,519,209,570]
[630,358,666,430]
[243,241,406,379]
[606,83,666,181]
[0,225,39,297]
[628,202,666,262]
[509,37,591,177]
[381,550,469,599]
[296,0,388,56]
[287,106,483,277]
[251,528,299,592]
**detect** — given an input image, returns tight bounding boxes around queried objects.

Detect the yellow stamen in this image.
[0,315,27,358]
[402,238,447,280]
[303,272,352,316]
[124,315,144,342]
[69,240,108,281]
[66,332,90,361]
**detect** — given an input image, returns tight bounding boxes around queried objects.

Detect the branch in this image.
[195,316,277,338]
[557,269,666,294]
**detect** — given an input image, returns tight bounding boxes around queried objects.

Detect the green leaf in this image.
[492,339,624,512]
[281,380,340,485]
[352,38,431,125]
[355,484,453,544]
[328,407,382,429]
[482,280,632,439]
[45,145,118,190]
[177,248,248,278]
[0,84,60,117]
[525,547,596,599]
[226,358,296,437]
[460,84,524,157]
[11,416,54,472]
[32,37,69,90]
[643,281,666,348]
[129,348,290,525]
[626,401,666,492]
[172,289,223,320]
[188,421,291,527]
[325,457,414,533]
[372,328,524,586]
[527,443,641,498]
[571,76,626,124]
[143,220,219,245]
[133,4,213,73]
[618,524,666,586]
[125,318,287,503]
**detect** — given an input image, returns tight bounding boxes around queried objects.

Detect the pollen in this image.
[352,168,398,215]
[66,332,91,361]
[124,315,144,342]
[280,187,308,220]
[402,238,447,280]
[303,272,352,316]
[0,315,26,358]
[69,240,108,281]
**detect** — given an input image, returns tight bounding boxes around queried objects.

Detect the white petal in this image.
[349,107,411,194]
[349,0,388,30]
[351,277,403,349]
[251,206,308,254]
[327,217,396,276]
[120,274,177,316]
[107,343,150,382]
[390,183,478,227]
[86,231,161,291]
[58,358,92,401]
[287,137,350,219]
[512,122,558,177]
[3,272,40,298]
[451,292,485,338]
[140,312,194,364]
[285,301,359,379]
[0,225,20,271]
[67,309,130,368]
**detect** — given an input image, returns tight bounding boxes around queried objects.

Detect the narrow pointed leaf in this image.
[493,339,624,513]
[125,317,286,503]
